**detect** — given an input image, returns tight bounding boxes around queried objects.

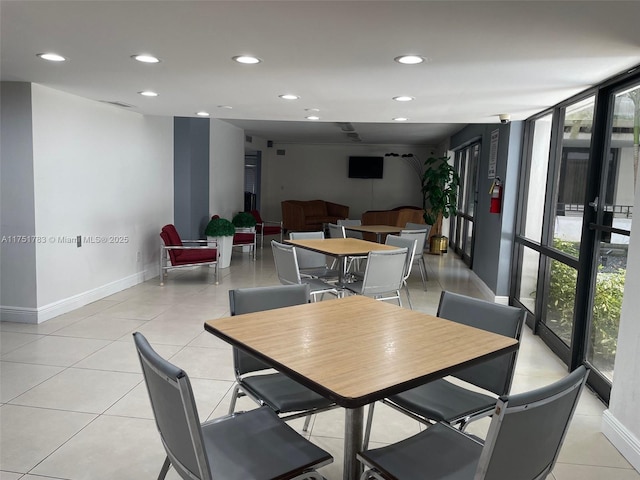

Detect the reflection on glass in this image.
[523,114,552,241]
[586,84,638,382]
[544,256,577,346]
[464,221,473,257]
[517,245,540,313]
[466,144,479,217]
[552,96,595,250]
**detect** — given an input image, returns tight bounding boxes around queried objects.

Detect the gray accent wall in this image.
[174,117,210,239]
[0,82,38,316]
[450,122,523,297]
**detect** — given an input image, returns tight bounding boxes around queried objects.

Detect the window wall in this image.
[512,70,640,402]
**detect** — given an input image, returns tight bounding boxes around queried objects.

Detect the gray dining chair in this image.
[338,218,363,239]
[288,231,340,280]
[228,285,337,432]
[272,240,341,301]
[364,290,526,448]
[402,223,432,290]
[133,332,333,480]
[344,247,408,306]
[328,222,367,272]
[358,365,589,480]
[384,235,417,309]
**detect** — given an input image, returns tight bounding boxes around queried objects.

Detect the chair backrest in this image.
[338,218,363,239]
[477,365,589,480]
[385,235,417,281]
[249,209,263,224]
[160,224,183,264]
[272,240,302,285]
[229,285,310,375]
[361,248,408,296]
[400,228,429,255]
[289,231,329,269]
[437,291,526,395]
[327,223,346,238]
[133,332,211,480]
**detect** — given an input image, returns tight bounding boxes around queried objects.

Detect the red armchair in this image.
[249,210,283,248]
[159,224,219,285]
[232,228,257,260]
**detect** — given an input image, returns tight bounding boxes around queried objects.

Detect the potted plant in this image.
[421,156,460,254]
[205,216,235,268]
[232,212,257,253]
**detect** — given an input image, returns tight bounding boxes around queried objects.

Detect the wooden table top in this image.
[342,225,403,235]
[286,237,397,256]
[204,296,519,408]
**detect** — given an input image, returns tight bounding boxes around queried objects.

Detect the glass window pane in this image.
[587,237,628,382]
[544,257,578,347]
[523,114,552,241]
[464,220,473,257]
[551,96,596,249]
[465,144,479,217]
[517,245,540,314]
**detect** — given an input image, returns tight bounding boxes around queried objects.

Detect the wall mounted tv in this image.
[348,156,384,179]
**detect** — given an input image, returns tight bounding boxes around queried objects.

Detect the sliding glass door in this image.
[512,71,639,402]
[451,143,480,266]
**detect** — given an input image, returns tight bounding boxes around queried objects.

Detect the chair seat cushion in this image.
[359,422,482,480]
[173,248,217,265]
[388,378,496,423]
[203,407,332,480]
[233,233,255,245]
[259,225,281,235]
[242,373,334,412]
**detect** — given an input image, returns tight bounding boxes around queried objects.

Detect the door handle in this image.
[588,196,599,211]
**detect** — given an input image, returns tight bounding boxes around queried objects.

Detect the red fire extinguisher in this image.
[489,177,502,214]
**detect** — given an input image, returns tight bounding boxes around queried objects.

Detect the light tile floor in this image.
[1,248,638,480]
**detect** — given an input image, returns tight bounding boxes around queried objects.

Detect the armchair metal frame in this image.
[133,332,332,480]
[159,224,219,286]
[358,365,589,480]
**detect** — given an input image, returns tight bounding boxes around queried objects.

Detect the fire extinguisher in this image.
[489,177,502,214]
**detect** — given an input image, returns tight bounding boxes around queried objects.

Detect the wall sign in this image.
[488,128,499,179]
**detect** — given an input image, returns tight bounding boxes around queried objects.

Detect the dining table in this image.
[285,237,397,285]
[204,295,519,480]
[341,224,404,243]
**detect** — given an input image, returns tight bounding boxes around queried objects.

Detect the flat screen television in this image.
[348,156,384,179]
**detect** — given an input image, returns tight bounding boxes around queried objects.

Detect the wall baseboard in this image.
[1,268,153,324]
[602,409,640,473]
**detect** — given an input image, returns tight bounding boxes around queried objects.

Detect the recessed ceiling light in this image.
[305,116,320,120]
[196,111,210,117]
[279,94,300,100]
[233,55,261,64]
[393,117,409,122]
[37,53,66,62]
[305,108,320,112]
[217,105,233,109]
[393,96,414,102]
[139,91,158,97]
[132,54,161,63]
[394,55,426,65]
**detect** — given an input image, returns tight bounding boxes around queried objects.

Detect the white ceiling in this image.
[2,0,640,146]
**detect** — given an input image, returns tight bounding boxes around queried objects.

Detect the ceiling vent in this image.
[276,149,286,156]
[99,100,134,108]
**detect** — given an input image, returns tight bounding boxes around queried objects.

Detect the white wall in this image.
[28,84,173,320]
[209,119,245,219]
[603,179,640,472]
[260,143,438,222]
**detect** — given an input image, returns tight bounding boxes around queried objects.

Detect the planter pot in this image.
[429,235,448,255]
[208,235,233,268]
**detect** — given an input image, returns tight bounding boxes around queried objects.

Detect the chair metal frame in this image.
[344,248,408,306]
[272,240,341,301]
[228,285,339,432]
[358,365,589,480]
[384,235,417,309]
[232,226,257,260]
[134,331,332,480]
[400,225,430,290]
[159,225,219,286]
[364,290,526,449]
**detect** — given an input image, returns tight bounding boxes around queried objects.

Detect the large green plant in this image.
[421,156,460,229]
